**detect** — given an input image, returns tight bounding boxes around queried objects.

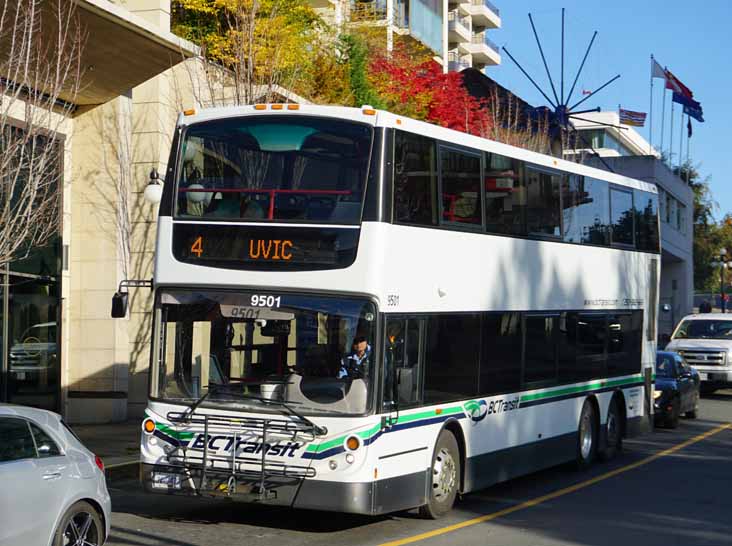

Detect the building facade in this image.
[0,0,202,422]
[310,0,501,73]
[569,112,693,337]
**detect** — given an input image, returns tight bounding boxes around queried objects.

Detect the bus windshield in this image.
[151,289,377,416]
[175,116,373,224]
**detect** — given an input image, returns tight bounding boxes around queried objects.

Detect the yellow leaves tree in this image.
[172,0,325,103]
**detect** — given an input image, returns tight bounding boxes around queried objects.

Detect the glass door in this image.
[7,274,60,410]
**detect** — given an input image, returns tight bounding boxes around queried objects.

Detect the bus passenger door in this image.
[383,318,424,420]
[377,317,427,513]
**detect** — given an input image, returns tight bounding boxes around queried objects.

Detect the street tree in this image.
[0,0,83,268]
[172,0,324,105]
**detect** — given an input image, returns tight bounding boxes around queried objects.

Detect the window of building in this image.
[634,189,660,252]
[424,314,481,403]
[480,313,522,394]
[524,315,558,385]
[610,187,634,246]
[667,193,678,228]
[394,131,438,226]
[440,148,482,226]
[525,169,562,237]
[677,202,687,235]
[562,176,609,245]
[485,152,525,235]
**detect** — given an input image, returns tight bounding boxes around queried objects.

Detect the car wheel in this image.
[665,398,680,429]
[419,429,460,519]
[53,501,104,546]
[600,397,623,461]
[576,399,597,469]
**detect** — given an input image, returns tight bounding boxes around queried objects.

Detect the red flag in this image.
[665,69,693,99]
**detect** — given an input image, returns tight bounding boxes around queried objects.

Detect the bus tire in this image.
[576,399,598,469]
[599,396,623,461]
[419,429,460,519]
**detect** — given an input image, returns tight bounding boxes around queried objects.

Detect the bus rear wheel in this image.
[576,399,597,469]
[600,397,623,461]
[419,429,460,519]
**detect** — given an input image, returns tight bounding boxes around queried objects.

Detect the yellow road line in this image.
[379,423,732,546]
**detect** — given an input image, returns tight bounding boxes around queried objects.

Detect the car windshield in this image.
[655,354,677,378]
[152,290,376,416]
[175,116,373,224]
[672,319,732,340]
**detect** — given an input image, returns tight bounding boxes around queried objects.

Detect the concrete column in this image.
[67,96,133,423]
[443,0,449,73]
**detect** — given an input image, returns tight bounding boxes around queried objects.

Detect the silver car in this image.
[0,404,111,546]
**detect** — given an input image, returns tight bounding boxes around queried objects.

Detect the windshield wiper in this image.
[181,382,224,422]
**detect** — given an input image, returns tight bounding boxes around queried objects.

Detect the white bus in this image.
[118,104,660,517]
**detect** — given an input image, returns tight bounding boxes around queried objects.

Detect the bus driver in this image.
[338,336,371,379]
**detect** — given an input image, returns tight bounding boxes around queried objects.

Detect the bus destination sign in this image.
[172,223,359,271]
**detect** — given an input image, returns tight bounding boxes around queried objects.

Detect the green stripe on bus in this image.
[156,422,195,440]
[519,375,643,403]
[305,406,464,453]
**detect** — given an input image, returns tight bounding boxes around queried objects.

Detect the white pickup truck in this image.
[665,313,732,393]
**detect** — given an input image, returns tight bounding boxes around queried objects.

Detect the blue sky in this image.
[490,0,731,219]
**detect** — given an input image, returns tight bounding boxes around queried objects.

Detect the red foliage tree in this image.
[368,48,492,137]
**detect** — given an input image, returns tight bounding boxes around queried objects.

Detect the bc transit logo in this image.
[464,400,488,422]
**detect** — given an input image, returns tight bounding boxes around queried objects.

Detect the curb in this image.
[105,460,140,483]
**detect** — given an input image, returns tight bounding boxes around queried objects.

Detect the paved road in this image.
[107,391,732,546]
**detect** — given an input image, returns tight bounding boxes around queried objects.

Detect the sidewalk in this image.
[73,420,141,481]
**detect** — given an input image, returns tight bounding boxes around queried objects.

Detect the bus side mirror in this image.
[111,292,129,318]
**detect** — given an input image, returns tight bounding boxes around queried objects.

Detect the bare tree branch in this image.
[0,0,84,269]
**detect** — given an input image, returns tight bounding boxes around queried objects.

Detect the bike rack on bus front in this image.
[166,411,317,500]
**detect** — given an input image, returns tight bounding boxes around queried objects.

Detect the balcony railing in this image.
[448,50,471,71]
[471,32,499,51]
[448,9,471,34]
[471,0,499,16]
[349,0,407,27]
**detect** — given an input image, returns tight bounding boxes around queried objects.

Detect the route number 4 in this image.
[191,236,203,257]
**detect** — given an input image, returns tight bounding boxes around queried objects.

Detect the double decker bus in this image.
[125,104,659,517]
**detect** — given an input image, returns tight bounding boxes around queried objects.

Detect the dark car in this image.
[654,351,700,428]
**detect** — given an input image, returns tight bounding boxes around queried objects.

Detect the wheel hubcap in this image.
[432,447,456,501]
[580,412,593,460]
[63,511,98,546]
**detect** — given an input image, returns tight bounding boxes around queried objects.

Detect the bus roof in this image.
[178,104,657,194]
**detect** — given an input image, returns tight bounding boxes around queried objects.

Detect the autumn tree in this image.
[172,0,324,104]
[0,0,83,268]
[368,45,492,137]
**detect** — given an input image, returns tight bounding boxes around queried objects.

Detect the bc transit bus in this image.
[114,104,660,517]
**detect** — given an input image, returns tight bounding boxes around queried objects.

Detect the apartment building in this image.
[568,112,694,338]
[311,0,501,73]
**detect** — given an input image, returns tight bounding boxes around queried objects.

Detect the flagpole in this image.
[686,114,692,184]
[678,106,684,169]
[660,87,666,154]
[649,55,654,154]
[669,99,675,163]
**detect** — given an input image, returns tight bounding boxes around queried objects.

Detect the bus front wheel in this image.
[419,429,460,519]
[576,399,598,469]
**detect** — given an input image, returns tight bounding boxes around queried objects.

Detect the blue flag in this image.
[673,91,704,122]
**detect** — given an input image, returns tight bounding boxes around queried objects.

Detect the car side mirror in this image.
[111,292,129,318]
